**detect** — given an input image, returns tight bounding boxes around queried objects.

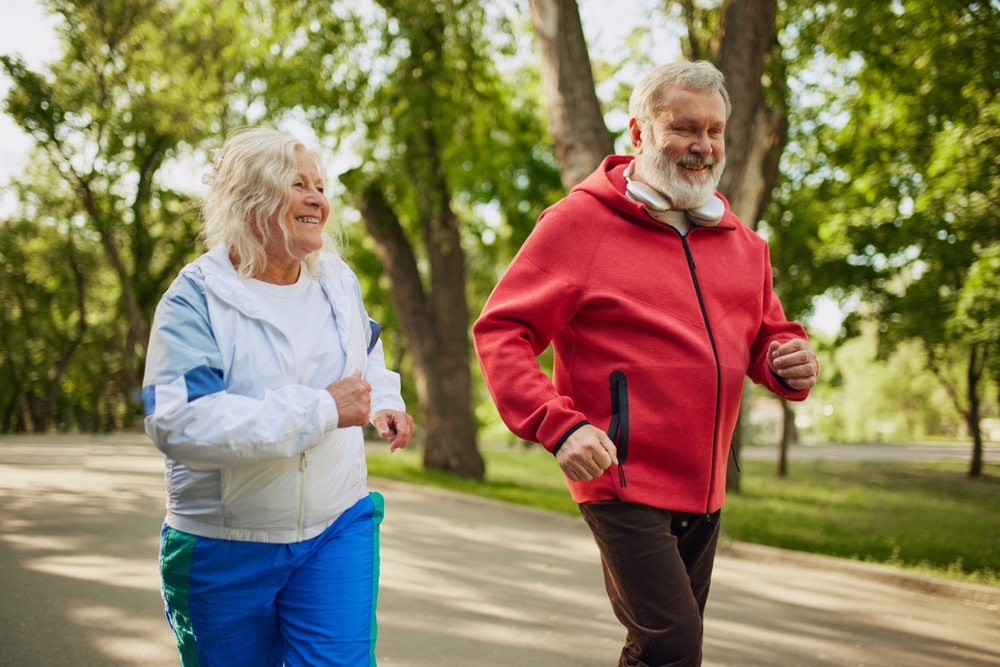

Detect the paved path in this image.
[740,442,1000,463]
[1,435,998,667]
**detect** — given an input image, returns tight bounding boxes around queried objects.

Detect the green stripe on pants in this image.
[160,527,201,667]
[369,491,385,667]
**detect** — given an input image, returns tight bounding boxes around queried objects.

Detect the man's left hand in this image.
[373,409,415,452]
[767,339,818,391]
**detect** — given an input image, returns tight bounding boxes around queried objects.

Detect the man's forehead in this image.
[654,86,727,122]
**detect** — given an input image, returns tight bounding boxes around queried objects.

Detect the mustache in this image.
[676,154,717,169]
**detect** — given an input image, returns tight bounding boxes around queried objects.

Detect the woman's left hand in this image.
[373,410,415,452]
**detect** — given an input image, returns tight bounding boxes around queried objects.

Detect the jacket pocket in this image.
[607,370,629,487]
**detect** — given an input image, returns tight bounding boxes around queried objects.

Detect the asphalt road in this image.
[739,442,1000,463]
[1,434,998,667]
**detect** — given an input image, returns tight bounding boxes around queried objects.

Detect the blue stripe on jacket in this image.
[142,365,225,417]
[367,320,381,354]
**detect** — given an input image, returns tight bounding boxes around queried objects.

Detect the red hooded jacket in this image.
[473,155,811,514]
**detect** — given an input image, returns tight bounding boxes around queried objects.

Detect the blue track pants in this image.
[159,492,384,667]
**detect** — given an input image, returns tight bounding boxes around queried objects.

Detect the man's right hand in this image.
[326,371,372,427]
[556,424,618,482]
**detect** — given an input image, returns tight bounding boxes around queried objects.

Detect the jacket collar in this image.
[193,247,351,323]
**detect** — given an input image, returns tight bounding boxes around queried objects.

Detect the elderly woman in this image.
[141,127,413,667]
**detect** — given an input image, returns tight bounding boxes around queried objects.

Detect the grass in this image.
[723,459,1000,585]
[366,444,1000,586]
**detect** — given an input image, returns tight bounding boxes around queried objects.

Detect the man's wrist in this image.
[552,420,590,456]
[769,368,800,392]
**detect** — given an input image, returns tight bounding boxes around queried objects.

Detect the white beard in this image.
[635,135,726,210]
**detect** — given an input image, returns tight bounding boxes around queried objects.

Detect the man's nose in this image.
[690,132,713,155]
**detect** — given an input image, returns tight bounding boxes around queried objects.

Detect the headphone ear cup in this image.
[626,181,672,212]
[685,195,725,226]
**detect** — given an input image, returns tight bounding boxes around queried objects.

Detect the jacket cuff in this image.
[769,369,806,394]
[369,397,406,424]
[317,390,340,431]
[551,420,590,456]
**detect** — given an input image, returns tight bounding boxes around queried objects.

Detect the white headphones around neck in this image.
[623,161,725,227]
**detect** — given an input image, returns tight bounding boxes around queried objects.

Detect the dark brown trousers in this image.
[580,501,721,667]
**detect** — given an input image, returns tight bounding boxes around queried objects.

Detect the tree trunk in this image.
[726,378,751,493]
[716,0,777,223]
[966,344,985,478]
[528,0,614,190]
[2,393,19,433]
[344,1,485,479]
[21,391,35,433]
[777,398,797,477]
[78,179,146,393]
[712,0,784,493]
[356,180,484,480]
[37,234,88,432]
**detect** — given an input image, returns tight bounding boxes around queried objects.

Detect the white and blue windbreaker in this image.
[142,246,405,543]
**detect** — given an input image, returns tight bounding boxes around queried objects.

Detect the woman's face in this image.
[264,148,330,265]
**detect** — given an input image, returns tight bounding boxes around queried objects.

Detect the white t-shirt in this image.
[244,267,346,389]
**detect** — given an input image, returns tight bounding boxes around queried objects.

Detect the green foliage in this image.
[806,326,966,442]
[0,0,561,438]
[784,1,1000,349]
[771,2,1000,463]
[950,242,1000,374]
[257,0,561,276]
[252,0,561,438]
[0,0,265,430]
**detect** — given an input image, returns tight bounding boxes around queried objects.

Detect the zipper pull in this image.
[682,238,697,270]
[300,452,308,471]
[705,512,712,523]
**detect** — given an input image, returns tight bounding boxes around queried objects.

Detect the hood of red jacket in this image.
[571,154,738,231]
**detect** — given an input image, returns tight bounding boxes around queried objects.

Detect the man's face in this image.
[629,86,727,210]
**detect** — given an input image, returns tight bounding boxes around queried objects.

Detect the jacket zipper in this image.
[298,452,308,541]
[681,235,723,522]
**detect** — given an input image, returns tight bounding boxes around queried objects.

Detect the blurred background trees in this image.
[1,0,997,479]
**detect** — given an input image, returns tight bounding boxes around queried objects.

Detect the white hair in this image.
[201,127,341,279]
[629,61,732,125]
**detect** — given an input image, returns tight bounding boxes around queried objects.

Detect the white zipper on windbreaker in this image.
[298,451,308,541]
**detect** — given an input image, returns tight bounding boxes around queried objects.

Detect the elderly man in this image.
[473,61,817,666]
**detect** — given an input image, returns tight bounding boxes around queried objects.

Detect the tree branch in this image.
[679,0,702,62]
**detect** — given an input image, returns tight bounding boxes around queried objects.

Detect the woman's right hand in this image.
[326,371,372,427]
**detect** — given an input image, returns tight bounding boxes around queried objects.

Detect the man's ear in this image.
[628,118,642,150]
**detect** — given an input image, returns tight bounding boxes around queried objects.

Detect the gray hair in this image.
[628,61,732,125]
[201,127,340,279]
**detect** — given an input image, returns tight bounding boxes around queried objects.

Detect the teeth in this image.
[296,217,320,223]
